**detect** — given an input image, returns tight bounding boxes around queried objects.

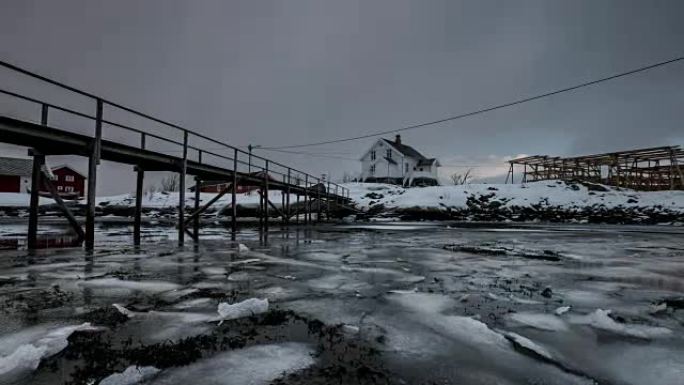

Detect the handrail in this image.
[0,59,348,197]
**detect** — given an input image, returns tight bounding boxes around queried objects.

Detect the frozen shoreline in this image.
[1,181,683,224]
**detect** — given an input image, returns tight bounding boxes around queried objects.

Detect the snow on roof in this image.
[381,138,427,160]
[50,164,87,179]
[0,157,32,177]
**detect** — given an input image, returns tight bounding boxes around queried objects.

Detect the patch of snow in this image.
[100,366,161,385]
[569,309,672,339]
[0,323,100,379]
[78,278,181,292]
[554,306,571,316]
[502,331,554,360]
[217,298,269,324]
[508,312,569,331]
[147,343,315,385]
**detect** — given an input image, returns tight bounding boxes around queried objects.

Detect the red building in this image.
[0,157,32,193]
[45,165,87,199]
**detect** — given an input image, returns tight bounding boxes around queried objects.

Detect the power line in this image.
[261,55,684,150]
[259,148,359,161]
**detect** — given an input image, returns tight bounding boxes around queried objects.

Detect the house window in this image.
[370,165,375,175]
[405,163,409,173]
[370,150,376,161]
[65,175,74,182]
[386,149,392,159]
[57,186,63,191]
[65,186,74,192]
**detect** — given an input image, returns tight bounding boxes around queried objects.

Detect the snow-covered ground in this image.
[345,181,684,212]
[0,193,55,207]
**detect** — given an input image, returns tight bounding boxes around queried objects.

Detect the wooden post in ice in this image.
[232,149,238,233]
[178,131,188,246]
[133,133,146,247]
[85,99,103,251]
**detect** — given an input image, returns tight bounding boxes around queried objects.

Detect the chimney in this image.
[395,134,402,145]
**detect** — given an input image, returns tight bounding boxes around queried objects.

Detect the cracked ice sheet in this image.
[148,343,315,385]
[377,292,594,385]
[0,323,101,381]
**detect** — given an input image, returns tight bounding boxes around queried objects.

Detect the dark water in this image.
[1,222,683,384]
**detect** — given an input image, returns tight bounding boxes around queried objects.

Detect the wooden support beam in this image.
[232,149,238,233]
[193,176,201,241]
[178,131,188,246]
[182,182,233,229]
[260,191,286,218]
[133,133,145,247]
[134,166,144,246]
[27,151,44,250]
[304,175,309,224]
[42,174,85,241]
[295,194,300,224]
[286,169,291,225]
[85,99,103,251]
[264,161,269,230]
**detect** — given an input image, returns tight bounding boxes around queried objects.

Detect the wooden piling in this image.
[232,149,238,233]
[133,133,145,246]
[264,160,269,230]
[178,131,188,246]
[85,99,103,251]
[27,151,44,250]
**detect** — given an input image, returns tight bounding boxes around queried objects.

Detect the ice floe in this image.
[0,323,101,379]
[217,298,269,324]
[100,366,161,385]
[147,343,315,385]
[508,312,569,331]
[79,278,181,292]
[569,309,672,339]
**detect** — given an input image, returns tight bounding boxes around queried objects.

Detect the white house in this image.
[360,135,440,186]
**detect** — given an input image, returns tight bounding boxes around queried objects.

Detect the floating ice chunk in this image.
[387,287,418,294]
[113,304,135,318]
[79,278,181,292]
[238,243,249,252]
[227,271,249,281]
[147,343,314,385]
[503,331,553,360]
[100,366,161,385]
[0,323,101,379]
[342,324,360,334]
[569,309,671,339]
[554,306,571,316]
[217,298,269,324]
[508,312,569,331]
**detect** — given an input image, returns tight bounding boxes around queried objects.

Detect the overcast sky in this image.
[1,0,683,193]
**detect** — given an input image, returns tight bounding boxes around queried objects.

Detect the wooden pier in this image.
[0,60,352,250]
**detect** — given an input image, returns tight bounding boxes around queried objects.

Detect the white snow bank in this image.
[217,298,269,324]
[100,366,161,385]
[0,193,55,207]
[342,181,684,213]
[0,323,100,378]
[569,309,671,339]
[96,190,298,211]
[147,343,315,385]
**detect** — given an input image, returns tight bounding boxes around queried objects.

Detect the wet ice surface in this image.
[0,222,683,384]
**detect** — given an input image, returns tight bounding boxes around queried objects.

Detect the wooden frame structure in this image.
[0,60,353,250]
[506,145,684,190]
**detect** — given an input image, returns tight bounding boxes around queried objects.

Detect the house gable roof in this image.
[380,139,427,160]
[51,165,87,179]
[0,157,32,177]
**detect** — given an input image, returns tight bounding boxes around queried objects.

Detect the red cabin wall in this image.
[0,175,21,193]
[48,168,86,198]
